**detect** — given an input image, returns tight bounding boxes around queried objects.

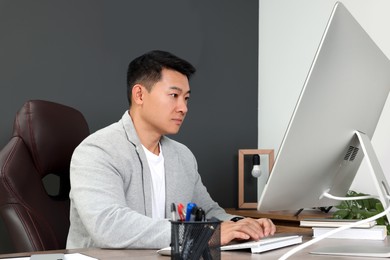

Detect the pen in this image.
[177,203,185,221]
[185,203,197,221]
[170,203,177,221]
[195,207,205,221]
[171,203,180,259]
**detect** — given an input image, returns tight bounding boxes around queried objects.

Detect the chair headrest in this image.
[12,100,90,178]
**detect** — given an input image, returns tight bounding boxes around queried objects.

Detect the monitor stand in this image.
[294,131,390,219]
[311,131,390,258]
[355,130,390,222]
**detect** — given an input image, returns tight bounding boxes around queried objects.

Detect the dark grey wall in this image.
[0,0,258,253]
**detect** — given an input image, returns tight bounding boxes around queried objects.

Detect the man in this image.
[66,50,275,249]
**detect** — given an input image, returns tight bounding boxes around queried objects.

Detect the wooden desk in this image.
[0,210,385,259]
[225,208,333,222]
[1,236,390,260]
[225,208,332,232]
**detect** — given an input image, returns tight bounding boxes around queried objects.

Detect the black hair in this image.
[126,50,196,105]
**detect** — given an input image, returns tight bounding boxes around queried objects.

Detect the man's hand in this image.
[220,218,276,245]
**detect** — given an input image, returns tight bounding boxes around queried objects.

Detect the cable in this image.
[278,194,390,260]
[322,192,379,201]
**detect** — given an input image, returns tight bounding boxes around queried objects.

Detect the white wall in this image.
[259,0,390,195]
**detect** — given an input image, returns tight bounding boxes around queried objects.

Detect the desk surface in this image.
[224,208,333,221]
[1,235,389,259]
[225,208,333,234]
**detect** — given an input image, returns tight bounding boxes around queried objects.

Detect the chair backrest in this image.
[0,100,89,252]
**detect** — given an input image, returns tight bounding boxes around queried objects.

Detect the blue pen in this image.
[185,202,197,221]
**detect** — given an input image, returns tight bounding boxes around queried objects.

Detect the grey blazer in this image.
[66,111,233,249]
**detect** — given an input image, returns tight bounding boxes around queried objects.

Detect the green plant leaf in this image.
[332,209,350,219]
[331,190,389,234]
[335,200,349,209]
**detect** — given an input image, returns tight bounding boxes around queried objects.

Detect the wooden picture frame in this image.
[238,149,275,209]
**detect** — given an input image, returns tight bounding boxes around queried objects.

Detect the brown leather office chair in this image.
[0,100,89,252]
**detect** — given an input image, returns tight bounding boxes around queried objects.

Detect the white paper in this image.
[65,253,98,260]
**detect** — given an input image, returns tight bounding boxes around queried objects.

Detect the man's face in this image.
[140,68,191,135]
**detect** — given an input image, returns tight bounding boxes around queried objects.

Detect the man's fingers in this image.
[221,217,277,245]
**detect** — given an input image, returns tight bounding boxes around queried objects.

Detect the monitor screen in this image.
[258,2,390,212]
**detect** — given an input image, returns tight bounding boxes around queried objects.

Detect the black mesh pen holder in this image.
[171,219,221,260]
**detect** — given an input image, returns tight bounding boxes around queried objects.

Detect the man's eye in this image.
[170,93,178,98]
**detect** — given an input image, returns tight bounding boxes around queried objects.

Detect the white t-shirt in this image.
[142,144,166,220]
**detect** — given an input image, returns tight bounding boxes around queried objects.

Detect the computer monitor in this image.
[258,2,390,215]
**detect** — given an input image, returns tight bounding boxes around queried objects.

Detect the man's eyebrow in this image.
[170,86,191,94]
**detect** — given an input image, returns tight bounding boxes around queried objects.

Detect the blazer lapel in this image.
[162,138,182,218]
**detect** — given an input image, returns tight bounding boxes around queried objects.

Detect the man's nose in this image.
[177,99,188,114]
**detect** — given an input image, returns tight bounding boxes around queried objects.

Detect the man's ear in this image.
[132,84,144,105]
